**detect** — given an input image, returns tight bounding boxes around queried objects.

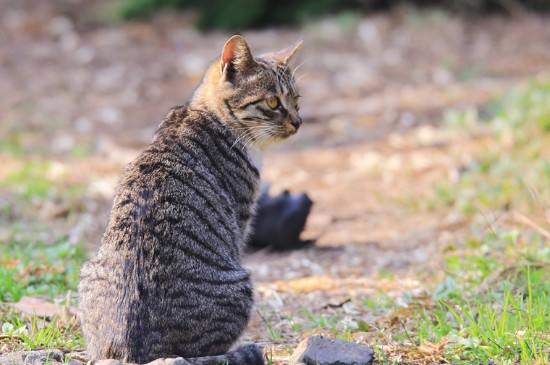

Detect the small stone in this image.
[289,335,374,365]
[0,349,64,365]
[145,357,191,365]
[67,350,90,363]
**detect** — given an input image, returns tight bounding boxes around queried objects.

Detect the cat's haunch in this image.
[78,35,302,365]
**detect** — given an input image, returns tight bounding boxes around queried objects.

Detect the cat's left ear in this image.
[220,35,258,84]
[269,39,303,65]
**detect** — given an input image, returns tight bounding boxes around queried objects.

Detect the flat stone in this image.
[66,360,86,365]
[289,335,374,365]
[11,296,79,320]
[67,351,90,363]
[0,349,65,365]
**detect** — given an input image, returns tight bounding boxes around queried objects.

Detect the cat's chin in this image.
[250,132,295,150]
[268,133,297,143]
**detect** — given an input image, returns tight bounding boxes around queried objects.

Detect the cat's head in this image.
[195,35,303,148]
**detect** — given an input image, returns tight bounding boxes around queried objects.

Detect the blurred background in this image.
[2,0,550,363]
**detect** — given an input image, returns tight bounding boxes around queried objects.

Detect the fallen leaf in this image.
[12,296,79,320]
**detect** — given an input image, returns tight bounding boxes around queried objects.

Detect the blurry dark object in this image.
[118,0,333,30]
[118,0,550,29]
[247,184,314,252]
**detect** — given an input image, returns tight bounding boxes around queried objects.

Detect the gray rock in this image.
[66,351,89,364]
[289,335,374,365]
[144,357,191,365]
[66,360,85,365]
[0,349,65,365]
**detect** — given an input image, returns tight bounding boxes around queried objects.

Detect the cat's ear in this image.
[220,35,258,83]
[282,39,303,64]
[266,39,303,65]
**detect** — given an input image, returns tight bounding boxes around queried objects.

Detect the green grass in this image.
[300,310,341,331]
[376,79,550,363]
[279,231,550,364]
[0,153,89,353]
[0,239,87,303]
[0,159,88,247]
[267,80,550,364]
[0,310,84,354]
[3,160,87,200]
[413,231,550,364]
[258,310,285,342]
[1,154,89,303]
[433,79,550,215]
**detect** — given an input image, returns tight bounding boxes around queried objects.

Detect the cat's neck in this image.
[162,105,264,173]
[189,59,227,118]
[248,144,264,172]
[187,60,272,171]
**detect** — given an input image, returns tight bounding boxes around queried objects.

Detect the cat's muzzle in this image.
[290,116,302,130]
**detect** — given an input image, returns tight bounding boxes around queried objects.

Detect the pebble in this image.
[0,349,65,365]
[145,357,191,365]
[289,335,374,365]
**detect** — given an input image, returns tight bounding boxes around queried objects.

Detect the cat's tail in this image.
[185,344,264,365]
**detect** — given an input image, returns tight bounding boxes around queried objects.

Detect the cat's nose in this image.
[290,116,302,130]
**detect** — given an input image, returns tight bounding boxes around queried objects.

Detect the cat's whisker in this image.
[296,72,310,83]
[233,118,269,125]
[246,128,266,143]
[255,132,270,149]
[243,136,255,151]
[263,124,282,133]
[231,126,259,147]
[230,124,273,148]
[238,127,267,149]
[248,128,270,148]
[232,131,252,149]
[292,60,308,80]
[231,125,267,131]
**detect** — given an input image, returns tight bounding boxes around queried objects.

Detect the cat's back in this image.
[78,106,260,362]
[80,105,260,283]
[130,105,259,212]
[107,105,259,247]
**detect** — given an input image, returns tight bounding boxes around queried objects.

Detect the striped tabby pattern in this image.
[78,35,302,365]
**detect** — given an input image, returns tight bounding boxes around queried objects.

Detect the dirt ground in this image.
[2,0,550,362]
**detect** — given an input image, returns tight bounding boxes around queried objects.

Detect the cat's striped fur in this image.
[78,35,302,365]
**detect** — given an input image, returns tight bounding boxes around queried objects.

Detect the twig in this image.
[495,210,550,241]
[510,211,550,241]
[0,334,20,340]
[400,320,416,346]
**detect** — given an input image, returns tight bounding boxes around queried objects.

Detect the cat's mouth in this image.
[274,117,301,139]
[239,118,300,145]
[270,125,299,141]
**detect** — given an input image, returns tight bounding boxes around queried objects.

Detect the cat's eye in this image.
[293,96,300,108]
[266,96,279,109]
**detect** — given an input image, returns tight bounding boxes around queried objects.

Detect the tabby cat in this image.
[78,35,302,365]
